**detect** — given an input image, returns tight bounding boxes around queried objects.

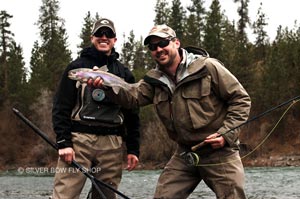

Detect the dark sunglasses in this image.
[93,29,115,38]
[148,38,174,51]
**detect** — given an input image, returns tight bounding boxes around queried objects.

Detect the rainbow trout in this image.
[68,65,139,94]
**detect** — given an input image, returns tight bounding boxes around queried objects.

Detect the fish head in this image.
[68,69,83,80]
[68,68,94,83]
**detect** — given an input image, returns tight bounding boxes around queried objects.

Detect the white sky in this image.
[1,0,299,69]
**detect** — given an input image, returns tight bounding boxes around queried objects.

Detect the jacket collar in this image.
[145,49,208,93]
[147,49,207,81]
[80,46,119,62]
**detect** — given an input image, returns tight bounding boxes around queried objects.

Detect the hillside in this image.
[1,99,300,171]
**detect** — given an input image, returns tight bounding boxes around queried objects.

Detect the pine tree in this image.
[7,41,27,106]
[0,10,14,103]
[219,18,238,68]
[203,0,223,58]
[169,0,186,41]
[252,2,269,60]
[77,11,94,54]
[120,30,136,70]
[29,41,44,95]
[264,25,300,105]
[233,0,251,68]
[132,37,153,74]
[232,0,251,89]
[185,0,206,47]
[34,0,72,91]
[233,0,250,44]
[154,0,171,25]
[292,24,300,96]
[140,37,156,71]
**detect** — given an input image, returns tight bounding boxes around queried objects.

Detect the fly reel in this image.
[180,152,200,166]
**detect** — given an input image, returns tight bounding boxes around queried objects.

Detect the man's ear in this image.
[175,38,181,48]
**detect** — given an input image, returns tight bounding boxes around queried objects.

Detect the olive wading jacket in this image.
[108,48,251,151]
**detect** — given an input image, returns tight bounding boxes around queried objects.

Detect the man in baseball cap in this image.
[51,16,140,199]
[144,24,176,45]
[89,23,250,199]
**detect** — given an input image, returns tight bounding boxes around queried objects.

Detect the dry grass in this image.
[0,90,57,170]
[138,112,176,168]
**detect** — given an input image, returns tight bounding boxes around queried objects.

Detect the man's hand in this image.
[87,66,105,88]
[87,76,105,88]
[58,147,75,164]
[204,133,226,149]
[126,154,139,171]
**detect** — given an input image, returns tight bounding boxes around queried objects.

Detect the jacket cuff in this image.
[56,139,73,149]
[220,131,238,147]
[127,150,139,158]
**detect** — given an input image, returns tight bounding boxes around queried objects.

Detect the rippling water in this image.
[0,167,299,199]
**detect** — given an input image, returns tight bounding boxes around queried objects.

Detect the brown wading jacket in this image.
[107,48,251,151]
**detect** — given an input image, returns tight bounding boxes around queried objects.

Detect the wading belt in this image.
[71,121,123,135]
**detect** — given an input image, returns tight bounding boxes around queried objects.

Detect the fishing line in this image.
[192,97,300,167]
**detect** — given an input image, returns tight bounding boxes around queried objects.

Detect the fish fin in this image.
[112,86,121,94]
[98,65,109,72]
[129,83,139,99]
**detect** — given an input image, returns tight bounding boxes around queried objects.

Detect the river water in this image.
[0,167,299,199]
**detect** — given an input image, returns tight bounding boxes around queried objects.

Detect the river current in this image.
[0,167,299,199]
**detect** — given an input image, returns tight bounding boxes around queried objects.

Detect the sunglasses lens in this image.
[94,30,115,38]
[148,39,171,51]
[148,44,157,51]
[159,40,170,48]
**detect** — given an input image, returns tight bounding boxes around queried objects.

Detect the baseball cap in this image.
[144,24,176,45]
[91,18,116,35]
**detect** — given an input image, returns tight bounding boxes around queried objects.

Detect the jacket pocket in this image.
[181,75,215,129]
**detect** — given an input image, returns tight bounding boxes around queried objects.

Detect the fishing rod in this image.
[191,95,300,151]
[12,108,131,199]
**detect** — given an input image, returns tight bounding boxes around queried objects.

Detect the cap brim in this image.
[92,25,116,35]
[143,33,171,45]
